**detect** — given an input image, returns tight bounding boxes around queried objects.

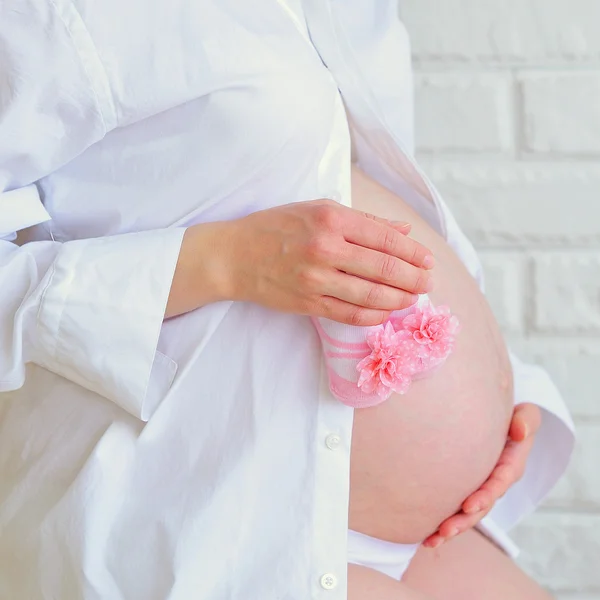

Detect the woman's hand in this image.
[423,403,542,549]
[208,199,435,325]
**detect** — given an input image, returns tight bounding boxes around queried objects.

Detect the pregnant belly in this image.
[348,166,514,544]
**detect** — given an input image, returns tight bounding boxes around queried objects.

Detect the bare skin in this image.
[348,166,514,543]
[348,564,434,600]
[349,530,553,600]
[403,530,554,599]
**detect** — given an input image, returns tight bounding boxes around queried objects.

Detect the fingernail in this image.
[431,538,444,549]
[447,527,459,538]
[523,424,529,439]
[423,255,435,269]
[465,504,481,514]
[425,277,435,293]
[392,220,411,229]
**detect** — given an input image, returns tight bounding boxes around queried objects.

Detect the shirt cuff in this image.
[483,352,576,534]
[33,227,186,420]
[0,185,52,240]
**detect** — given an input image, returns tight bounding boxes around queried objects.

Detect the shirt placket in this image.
[301,0,449,241]
[310,360,354,599]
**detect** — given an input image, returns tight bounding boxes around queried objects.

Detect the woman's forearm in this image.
[165,222,234,319]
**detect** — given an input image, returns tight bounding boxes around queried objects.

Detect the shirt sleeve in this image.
[0,0,185,420]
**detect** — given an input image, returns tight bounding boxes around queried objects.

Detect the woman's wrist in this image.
[165,220,237,319]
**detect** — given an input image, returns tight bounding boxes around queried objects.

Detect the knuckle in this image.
[297,297,315,316]
[410,242,420,265]
[481,490,494,505]
[478,485,493,500]
[363,212,383,225]
[379,255,398,282]
[378,227,399,254]
[397,292,417,310]
[347,307,365,327]
[297,267,323,291]
[313,204,340,232]
[364,284,384,308]
[313,296,337,320]
[484,478,502,495]
[412,270,430,294]
[474,490,490,506]
[305,235,336,263]
[316,296,333,317]
[347,307,370,327]
[319,197,338,207]
[497,468,513,487]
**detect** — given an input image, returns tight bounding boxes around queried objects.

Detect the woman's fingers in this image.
[339,205,435,269]
[357,210,413,236]
[460,488,496,517]
[335,242,433,295]
[324,271,420,311]
[304,202,434,302]
[314,206,435,297]
[422,533,445,549]
[230,200,429,320]
[425,504,494,548]
[509,403,542,442]
[461,456,516,514]
[314,295,392,327]
[423,503,494,549]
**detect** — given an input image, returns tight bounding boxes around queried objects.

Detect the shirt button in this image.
[325,434,341,450]
[320,573,338,590]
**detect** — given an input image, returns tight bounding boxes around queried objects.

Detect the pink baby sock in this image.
[313,295,460,409]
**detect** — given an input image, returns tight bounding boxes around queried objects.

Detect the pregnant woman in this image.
[0,1,574,599]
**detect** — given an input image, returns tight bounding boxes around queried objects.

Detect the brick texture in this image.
[478,252,525,333]
[532,253,600,334]
[520,72,600,156]
[414,73,514,154]
[400,0,600,65]
[512,513,600,592]
[420,162,600,247]
[514,339,600,419]
[401,0,600,595]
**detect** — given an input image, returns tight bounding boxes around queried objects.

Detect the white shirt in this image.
[0,1,575,598]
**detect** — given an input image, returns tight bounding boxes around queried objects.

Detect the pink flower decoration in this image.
[356,322,416,401]
[400,303,460,361]
[356,301,461,402]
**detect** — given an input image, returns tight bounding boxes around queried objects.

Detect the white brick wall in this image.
[400,1,600,597]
